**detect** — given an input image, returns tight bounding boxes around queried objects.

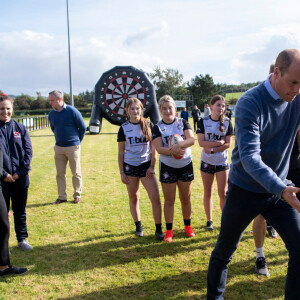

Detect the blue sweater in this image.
[48,105,86,147]
[229,82,300,198]
[0,120,32,178]
[181,110,189,121]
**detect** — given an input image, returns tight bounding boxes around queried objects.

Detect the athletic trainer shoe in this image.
[255,257,270,277]
[0,265,28,277]
[205,220,213,231]
[267,225,278,239]
[164,229,173,243]
[18,240,33,251]
[155,231,164,241]
[185,225,195,237]
[74,197,81,204]
[135,226,144,237]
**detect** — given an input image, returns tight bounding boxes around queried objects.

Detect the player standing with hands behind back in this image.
[152,95,195,243]
[117,98,164,240]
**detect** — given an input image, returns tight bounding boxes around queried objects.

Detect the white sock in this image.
[256,247,265,259]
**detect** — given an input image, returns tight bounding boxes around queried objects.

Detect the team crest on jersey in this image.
[13,131,21,139]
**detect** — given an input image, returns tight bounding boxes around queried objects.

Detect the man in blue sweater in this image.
[207,49,300,300]
[48,90,86,204]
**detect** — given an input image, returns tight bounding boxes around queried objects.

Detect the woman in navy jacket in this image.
[0,94,33,251]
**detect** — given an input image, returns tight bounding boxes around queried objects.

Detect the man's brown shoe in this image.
[74,197,81,204]
[51,199,67,205]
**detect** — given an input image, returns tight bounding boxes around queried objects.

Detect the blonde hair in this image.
[210,95,226,132]
[126,98,152,141]
[158,95,176,110]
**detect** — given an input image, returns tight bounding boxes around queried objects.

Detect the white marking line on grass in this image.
[31,144,54,162]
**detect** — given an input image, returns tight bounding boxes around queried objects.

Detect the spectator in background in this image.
[180,107,189,121]
[192,105,201,132]
[225,106,232,120]
[204,104,211,117]
[0,94,33,251]
[48,90,86,204]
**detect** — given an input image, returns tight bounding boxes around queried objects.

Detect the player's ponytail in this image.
[126,98,152,141]
[210,95,226,132]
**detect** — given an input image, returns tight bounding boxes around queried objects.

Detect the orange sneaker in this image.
[185,225,195,237]
[164,229,173,242]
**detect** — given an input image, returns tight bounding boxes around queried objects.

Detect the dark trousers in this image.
[2,175,29,242]
[193,118,199,132]
[0,185,10,266]
[287,168,300,200]
[207,182,300,300]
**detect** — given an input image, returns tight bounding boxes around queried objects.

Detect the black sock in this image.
[184,219,191,226]
[155,224,162,233]
[135,221,142,229]
[166,223,173,230]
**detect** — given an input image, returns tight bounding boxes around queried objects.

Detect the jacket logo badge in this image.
[14,131,21,139]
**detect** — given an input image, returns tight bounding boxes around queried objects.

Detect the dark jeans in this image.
[287,168,300,200]
[2,175,29,242]
[207,182,300,300]
[0,185,10,266]
[193,118,199,132]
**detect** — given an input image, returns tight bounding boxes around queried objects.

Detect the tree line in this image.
[1,67,261,111]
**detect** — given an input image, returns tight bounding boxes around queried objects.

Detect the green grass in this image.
[225,92,244,100]
[0,118,287,299]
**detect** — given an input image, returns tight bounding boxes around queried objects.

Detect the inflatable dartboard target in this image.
[89,66,160,134]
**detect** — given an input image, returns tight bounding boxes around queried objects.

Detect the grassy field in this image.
[0,118,288,299]
[225,92,244,100]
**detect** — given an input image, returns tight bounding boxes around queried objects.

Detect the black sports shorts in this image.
[123,161,151,177]
[200,161,229,174]
[159,161,194,183]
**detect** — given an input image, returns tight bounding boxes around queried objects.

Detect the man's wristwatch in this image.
[211,148,214,154]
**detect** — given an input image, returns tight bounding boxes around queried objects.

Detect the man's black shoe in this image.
[0,265,28,277]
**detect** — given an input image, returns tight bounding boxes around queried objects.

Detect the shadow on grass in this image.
[13,230,287,277]
[59,269,207,299]
[56,262,286,300]
[16,234,216,274]
[26,202,55,208]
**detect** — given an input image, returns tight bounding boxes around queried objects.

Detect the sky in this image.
[1,0,300,96]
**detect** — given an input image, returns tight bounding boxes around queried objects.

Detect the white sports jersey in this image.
[117,121,152,166]
[152,118,192,168]
[196,116,233,166]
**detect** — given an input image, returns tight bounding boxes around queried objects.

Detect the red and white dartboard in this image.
[89,66,160,133]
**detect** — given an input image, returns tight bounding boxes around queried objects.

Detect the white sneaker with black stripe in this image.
[255,257,270,277]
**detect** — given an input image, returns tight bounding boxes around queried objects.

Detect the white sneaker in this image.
[255,257,270,276]
[18,240,33,251]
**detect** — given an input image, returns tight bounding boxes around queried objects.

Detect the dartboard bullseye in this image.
[89,66,160,134]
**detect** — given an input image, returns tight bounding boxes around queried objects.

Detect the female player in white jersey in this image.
[117,98,164,240]
[152,95,195,243]
[196,95,233,230]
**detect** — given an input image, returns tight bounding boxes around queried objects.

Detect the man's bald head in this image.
[275,49,300,75]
